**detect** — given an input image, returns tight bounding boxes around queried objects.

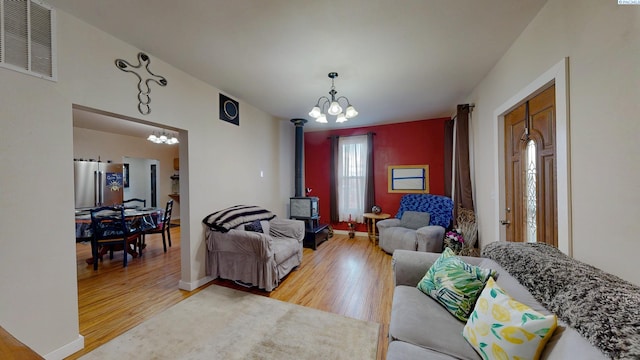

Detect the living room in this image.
[0,1,638,359]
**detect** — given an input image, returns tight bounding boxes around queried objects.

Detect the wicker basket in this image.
[457,206,478,256]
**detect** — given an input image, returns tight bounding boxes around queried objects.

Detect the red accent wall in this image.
[303,117,449,231]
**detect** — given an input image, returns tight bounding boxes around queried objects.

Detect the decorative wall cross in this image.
[115,52,167,115]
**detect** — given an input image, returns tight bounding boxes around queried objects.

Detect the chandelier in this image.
[147,130,179,145]
[308,72,358,123]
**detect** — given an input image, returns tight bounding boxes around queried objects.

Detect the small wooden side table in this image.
[363,212,391,245]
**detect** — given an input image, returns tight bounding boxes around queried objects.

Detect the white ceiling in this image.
[55,0,548,133]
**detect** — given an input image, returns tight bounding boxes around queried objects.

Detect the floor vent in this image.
[1,0,56,81]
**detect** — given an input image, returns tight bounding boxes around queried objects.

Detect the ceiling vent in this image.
[1,0,56,81]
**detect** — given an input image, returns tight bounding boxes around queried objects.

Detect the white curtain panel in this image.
[337,135,368,223]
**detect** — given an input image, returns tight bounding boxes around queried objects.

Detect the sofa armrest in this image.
[392,250,441,287]
[269,218,305,242]
[415,225,445,252]
[376,218,400,230]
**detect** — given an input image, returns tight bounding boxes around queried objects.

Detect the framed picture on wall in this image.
[388,164,429,193]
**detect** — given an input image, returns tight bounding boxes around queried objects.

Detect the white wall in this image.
[0,9,294,359]
[468,0,640,285]
[123,157,160,208]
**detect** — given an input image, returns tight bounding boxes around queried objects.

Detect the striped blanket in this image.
[202,205,276,232]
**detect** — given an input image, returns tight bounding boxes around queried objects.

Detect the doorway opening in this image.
[150,164,157,207]
[72,104,188,349]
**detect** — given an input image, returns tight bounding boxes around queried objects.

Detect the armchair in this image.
[203,205,304,291]
[377,194,453,254]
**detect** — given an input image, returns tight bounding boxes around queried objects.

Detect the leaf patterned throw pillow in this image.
[417,248,496,321]
[462,277,557,360]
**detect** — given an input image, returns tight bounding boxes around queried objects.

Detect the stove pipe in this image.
[290,118,308,197]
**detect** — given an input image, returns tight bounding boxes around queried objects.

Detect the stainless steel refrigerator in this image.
[74,160,125,208]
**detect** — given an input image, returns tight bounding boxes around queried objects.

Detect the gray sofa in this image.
[205,218,304,291]
[387,242,639,359]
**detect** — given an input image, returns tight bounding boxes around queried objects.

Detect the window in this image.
[337,135,368,223]
[1,0,56,80]
[525,139,537,243]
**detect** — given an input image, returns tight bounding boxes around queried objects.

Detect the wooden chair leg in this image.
[138,235,143,257]
[167,226,172,247]
[161,231,167,253]
[123,243,128,267]
[92,243,99,271]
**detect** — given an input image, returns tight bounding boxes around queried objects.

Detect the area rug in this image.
[80,285,379,359]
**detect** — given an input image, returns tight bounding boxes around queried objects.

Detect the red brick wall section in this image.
[303,117,449,231]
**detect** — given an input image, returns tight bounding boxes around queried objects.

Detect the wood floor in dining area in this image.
[69,227,394,359]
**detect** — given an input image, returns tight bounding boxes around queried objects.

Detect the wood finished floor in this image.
[68,227,393,359]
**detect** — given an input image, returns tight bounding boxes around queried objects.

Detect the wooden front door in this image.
[503,85,557,246]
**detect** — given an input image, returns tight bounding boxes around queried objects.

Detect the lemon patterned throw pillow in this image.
[462,277,557,360]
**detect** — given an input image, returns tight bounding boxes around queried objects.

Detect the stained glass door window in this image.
[525,140,537,243]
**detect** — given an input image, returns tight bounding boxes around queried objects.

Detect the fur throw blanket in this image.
[482,242,640,359]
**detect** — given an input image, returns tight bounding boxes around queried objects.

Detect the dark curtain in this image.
[444,119,455,198]
[454,104,475,223]
[329,135,339,223]
[364,132,375,212]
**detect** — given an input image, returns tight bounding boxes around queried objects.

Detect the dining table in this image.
[75,206,164,263]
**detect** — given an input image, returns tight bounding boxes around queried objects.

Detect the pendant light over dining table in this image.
[147,130,179,144]
[308,72,358,123]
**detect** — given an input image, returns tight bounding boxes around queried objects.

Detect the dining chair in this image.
[122,198,146,255]
[143,199,174,252]
[123,198,146,209]
[90,206,139,270]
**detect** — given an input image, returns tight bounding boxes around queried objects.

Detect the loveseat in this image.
[388,242,640,359]
[203,205,304,292]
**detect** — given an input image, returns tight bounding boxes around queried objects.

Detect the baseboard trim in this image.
[44,334,84,360]
[178,276,214,291]
[332,229,368,237]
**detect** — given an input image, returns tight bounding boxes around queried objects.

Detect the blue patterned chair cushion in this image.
[395,194,454,228]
